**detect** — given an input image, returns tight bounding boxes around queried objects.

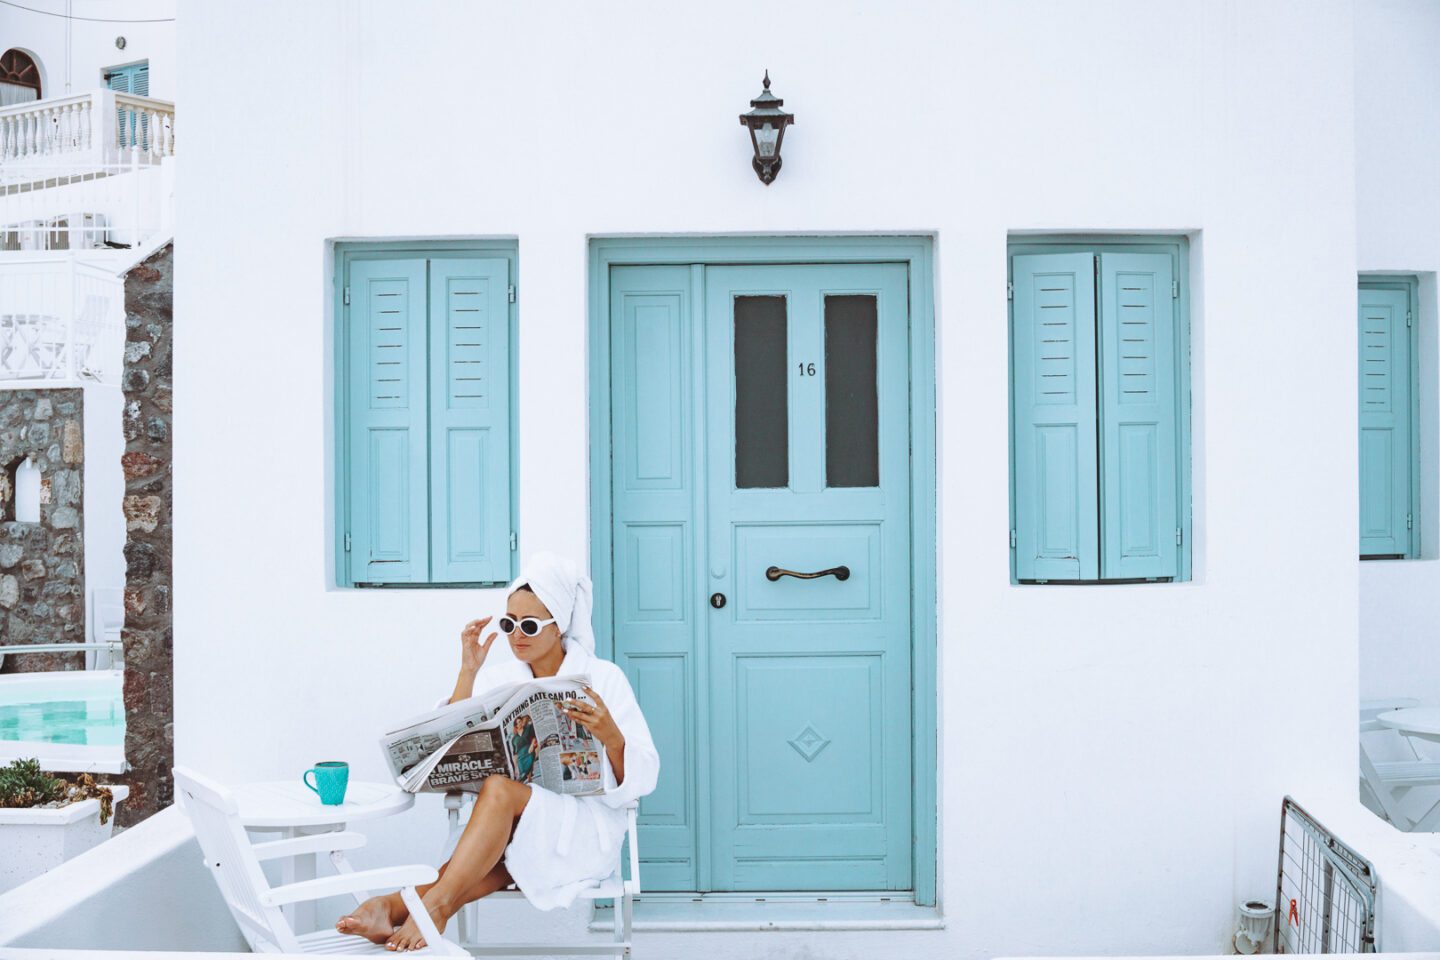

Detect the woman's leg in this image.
[336,860,454,944]
[337,777,529,946]
[385,775,531,951]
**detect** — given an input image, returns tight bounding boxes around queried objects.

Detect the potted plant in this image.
[0,758,130,893]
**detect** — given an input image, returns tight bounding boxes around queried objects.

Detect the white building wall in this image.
[0,0,175,101]
[1356,0,1440,707]
[176,2,1364,957]
[80,381,123,609]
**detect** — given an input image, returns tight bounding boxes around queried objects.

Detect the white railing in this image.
[0,89,175,167]
[0,160,172,251]
[0,256,126,384]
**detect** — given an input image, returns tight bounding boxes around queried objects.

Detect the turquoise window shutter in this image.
[105,61,149,149]
[346,259,431,584]
[103,66,130,92]
[427,258,514,583]
[1097,253,1180,579]
[1011,253,1100,580]
[1358,284,1414,558]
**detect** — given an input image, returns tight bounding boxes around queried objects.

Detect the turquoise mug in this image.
[303,761,349,805]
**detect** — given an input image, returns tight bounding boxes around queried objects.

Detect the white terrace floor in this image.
[1,789,1438,958]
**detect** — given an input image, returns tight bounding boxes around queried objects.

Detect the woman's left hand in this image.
[563,687,624,750]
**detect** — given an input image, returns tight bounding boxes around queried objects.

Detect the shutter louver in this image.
[1098,253,1180,579]
[346,259,430,583]
[1358,285,1413,557]
[428,258,513,583]
[1011,253,1100,580]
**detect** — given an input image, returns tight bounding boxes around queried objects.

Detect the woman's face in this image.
[505,588,563,665]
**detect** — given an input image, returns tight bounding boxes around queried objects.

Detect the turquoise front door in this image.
[607,261,913,893]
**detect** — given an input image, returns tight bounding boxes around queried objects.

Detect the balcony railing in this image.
[0,90,172,385]
[0,160,173,251]
[0,89,175,167]
[0,256,125,384]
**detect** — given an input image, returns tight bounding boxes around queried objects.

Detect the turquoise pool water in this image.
[0,674,125,747]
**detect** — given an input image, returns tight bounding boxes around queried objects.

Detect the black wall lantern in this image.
[739,71,794,185]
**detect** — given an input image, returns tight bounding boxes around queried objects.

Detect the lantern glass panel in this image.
[755,122,779,158]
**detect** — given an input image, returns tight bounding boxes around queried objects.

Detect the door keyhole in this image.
[710,592,727,609]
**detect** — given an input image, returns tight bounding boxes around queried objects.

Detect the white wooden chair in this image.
[444,792,641,957]
[174,767,466,956]
[1358,698,1440,831]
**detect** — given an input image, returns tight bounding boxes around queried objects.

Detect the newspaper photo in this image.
[378,674,604,797]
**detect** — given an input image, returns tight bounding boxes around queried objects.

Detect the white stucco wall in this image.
[1356,0,1440,707]
[175,2,1367,957]
[0,0,175,101]
[80,381,123,606]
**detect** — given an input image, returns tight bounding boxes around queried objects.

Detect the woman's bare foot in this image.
[385,888,454,952]
[336,895,402,944]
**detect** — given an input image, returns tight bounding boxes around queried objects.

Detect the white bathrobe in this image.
[442,641,659,910]
[441,553,659,908]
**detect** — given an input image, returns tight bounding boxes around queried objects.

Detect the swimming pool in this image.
[0,671,126,773]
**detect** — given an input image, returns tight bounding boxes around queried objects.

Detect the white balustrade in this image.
[0,89,171,384]
[0,89,175,166]
[0,159,170,252]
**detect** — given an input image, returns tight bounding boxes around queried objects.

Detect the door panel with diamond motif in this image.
[705,264,912,891]
[607,262,912,893]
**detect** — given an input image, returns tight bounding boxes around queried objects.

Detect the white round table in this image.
[235,780,413,934]
[1375,707,1440,745]
[234,779,412,828]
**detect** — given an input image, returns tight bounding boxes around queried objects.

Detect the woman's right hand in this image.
[460,616,498,675]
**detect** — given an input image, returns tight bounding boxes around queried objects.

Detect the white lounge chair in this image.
[444,791,641,957]
[1358,698,1440,831]
[88,587,124,671]
[174,766,465,956]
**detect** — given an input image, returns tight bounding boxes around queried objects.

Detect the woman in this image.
[336,553,660,951]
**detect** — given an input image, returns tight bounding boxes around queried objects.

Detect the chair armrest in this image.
[260,864,438,907]
[251,830,367,862]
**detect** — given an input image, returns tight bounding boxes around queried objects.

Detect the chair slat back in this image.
[173,766,303,953]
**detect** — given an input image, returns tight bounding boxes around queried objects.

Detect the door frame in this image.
[586,235,938,906]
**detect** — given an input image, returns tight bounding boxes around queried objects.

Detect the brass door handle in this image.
[765,565,851,582]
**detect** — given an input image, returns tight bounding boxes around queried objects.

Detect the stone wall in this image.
[119,243,173,825]
[0,389,85,672]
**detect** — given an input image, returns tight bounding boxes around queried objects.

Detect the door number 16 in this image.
[798,362,816,377]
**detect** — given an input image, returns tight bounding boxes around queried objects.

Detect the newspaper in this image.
[379,675,605,797]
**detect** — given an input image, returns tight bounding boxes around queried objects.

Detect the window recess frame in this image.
[332,239,520,589]
[1358,273,1421,561]
[1007,234,1193,585]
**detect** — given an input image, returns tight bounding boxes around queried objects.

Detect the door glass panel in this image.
[824,294,879,487]
[733,295,789,488]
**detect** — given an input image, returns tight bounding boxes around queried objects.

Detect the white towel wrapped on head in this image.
[509,552,596,655]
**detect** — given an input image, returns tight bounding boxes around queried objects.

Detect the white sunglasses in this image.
[498,615,557,638]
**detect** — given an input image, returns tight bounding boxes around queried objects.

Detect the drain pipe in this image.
[1234,899,1275,954]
